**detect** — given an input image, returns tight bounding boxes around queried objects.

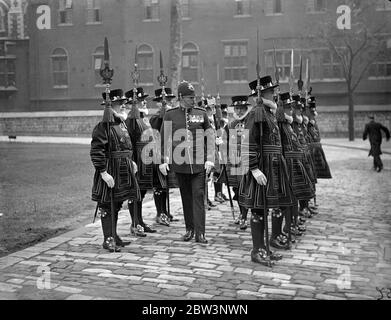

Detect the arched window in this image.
[182,42,198,83]
[137,44,154,85]
[51,48,68,87]
[93,46,104,85]
[0,6,5,32]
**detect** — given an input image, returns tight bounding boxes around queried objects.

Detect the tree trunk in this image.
[348,90,355,141]
[169,0,182,96]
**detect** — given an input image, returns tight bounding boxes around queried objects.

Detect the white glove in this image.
[204,161,214,175]
[159,163,170,176]
[101,171,115,188]
[132,161,138,174]
[215,136,224,146]
[251,169,267,185]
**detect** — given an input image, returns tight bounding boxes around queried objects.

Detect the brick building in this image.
[0,0,390,137]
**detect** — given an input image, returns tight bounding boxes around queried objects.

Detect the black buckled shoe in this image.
[297,224,306,232]
[234,214,242,225]
[239,219,248,230]
[195,233,208,244]
[207,199,217,208]
[270,237,290,250]
[131,224,146,237]
[308,207,318,215]
[102,237,121,252]
[115,236,131,247]
[156,214,170,226]
[143,224,157,233]
[214,192,225,203]
[251,249,273,266]
[268,250,283,261]
[182,229,194,242]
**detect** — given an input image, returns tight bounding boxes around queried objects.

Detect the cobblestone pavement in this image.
[0,145,390,300]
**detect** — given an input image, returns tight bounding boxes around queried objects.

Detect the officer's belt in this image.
[263,145,282,154]
[284,151,303,159]
[106,150,132,158]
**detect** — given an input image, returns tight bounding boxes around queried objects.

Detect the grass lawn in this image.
[0,142,96,257]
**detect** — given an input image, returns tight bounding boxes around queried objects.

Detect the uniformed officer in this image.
[125,87,157,237]
[239,76,295,265]
[149,87,179,226]
[277,92,315,246]
[290,94,319,221]
[159,81,215,244]
[90,89,139,252]
[226,95,252,230]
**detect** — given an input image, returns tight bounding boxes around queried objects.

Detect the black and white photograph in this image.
[0,0,390,306]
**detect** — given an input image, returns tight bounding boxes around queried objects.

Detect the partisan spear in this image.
[255,27,272,267]
[157,50,171,219]
[129,46,141,234]
[272,40,280,104]
[99,37,116,250]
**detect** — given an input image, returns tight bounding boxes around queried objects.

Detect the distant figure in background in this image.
[363,115,390,172]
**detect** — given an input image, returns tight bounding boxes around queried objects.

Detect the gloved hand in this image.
[132,161,138,174]
[204,161,214,175]
[101,171,115,188]
[215,136,224,146]
[159,163,170,176]
[251,169,267,185]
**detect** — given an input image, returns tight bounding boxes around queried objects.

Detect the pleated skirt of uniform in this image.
[92,153,141,204]
[284,151,315,200]
[310,142,332,179]
[238,146,296,209]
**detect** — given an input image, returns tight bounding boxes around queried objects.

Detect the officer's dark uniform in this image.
[239,76,295,265]
[306,98,332,179]
[125,87,157,236]
[149,87,178,225]
[226,96,251,230]
[160,81,215,243]
[291,95,317,218]
[363,117,390,172]
[90,89,139,252]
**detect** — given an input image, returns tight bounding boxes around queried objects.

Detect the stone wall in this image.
[1,106,390,138]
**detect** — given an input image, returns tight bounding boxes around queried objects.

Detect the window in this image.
[305,48,344,80]
[235,0,251,16]
[0,59,16,88]
[86,0,101,24]
[93,46,104,85]
[182,42,198,83]
[376,0,391,10]
[306,0,326,13]
[137,44,154,85]
[144,0,159,21]
[223,41,248,82]
[265,49,302,82]
[181,0,190,19]
[265,0,283,15]
[51,48,68,87]
[59,0,73,25]
[369,40,391,78]
[0,6,5,32]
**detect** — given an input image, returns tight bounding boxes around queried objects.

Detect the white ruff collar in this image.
[233,109,250,121]
[263,98,277,111]
[295,115,303,124]
[284,113,293,124]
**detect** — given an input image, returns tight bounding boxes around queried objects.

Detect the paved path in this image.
[0,145,390,300]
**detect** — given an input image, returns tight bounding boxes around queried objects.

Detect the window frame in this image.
[58,0,73,26]
[234,0,251,18]
[51,48,69,88]
[137,43,154,86]
[222,40,248,83]
[0,6,5,32]
[143,0,160,22]
[86,0,102,25]
[182,42,199,84]
[265,0,284,16]
[368,39,391,79]
[306,0,326,14]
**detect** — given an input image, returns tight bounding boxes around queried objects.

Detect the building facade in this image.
[0,0,390,135]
